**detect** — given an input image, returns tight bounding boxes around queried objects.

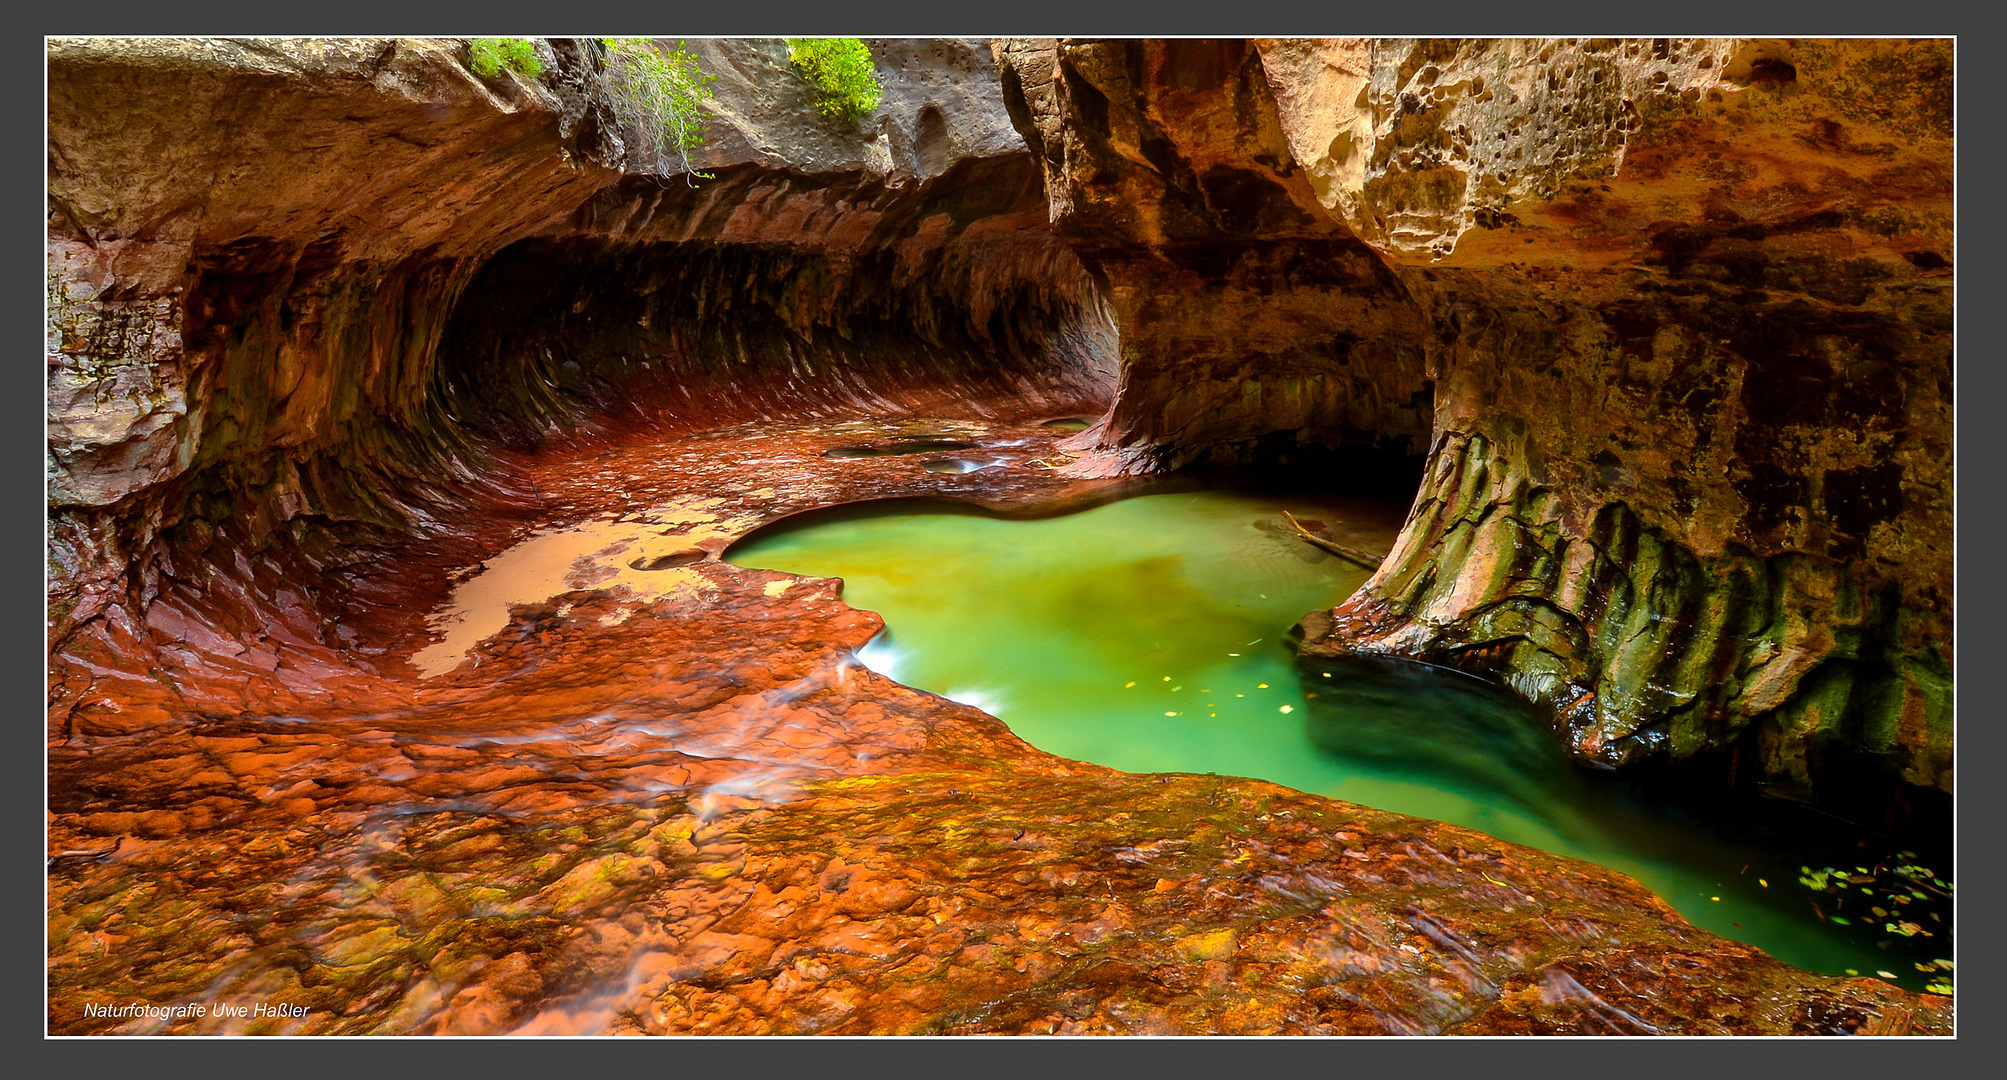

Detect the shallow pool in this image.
[727,486,1950,991]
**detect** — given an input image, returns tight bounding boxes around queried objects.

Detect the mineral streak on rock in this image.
[994,38,1953,814]
[47,37,1953,1035]
[993,38,1435,478]
[46,36,632,665]
[45,414,1948,1036]
[47,35,1114,676]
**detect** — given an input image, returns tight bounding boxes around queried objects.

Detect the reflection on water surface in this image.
[728,486,1949,990]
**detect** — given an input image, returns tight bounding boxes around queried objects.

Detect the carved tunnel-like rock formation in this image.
[995,37,1952,828]
[45,37,1953,1035]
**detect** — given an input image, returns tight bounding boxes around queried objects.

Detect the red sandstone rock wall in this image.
[46,38,1113,673]
[47,38,627,647]
[996,38,1953,812]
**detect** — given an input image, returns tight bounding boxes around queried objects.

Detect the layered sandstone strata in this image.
[995,38,1952,816]
[45,38,1955,1034]
[47,37,1112,682]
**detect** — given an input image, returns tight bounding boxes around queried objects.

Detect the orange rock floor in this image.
[46,407,1951,1035]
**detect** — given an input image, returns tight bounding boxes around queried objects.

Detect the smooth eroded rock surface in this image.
[47,37,1954,1035]
[47,404,1949,1035]
[995,38,1952,817]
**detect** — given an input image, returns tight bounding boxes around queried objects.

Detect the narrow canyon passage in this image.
[47,36,1953,1036]
[46,389,1948,1034]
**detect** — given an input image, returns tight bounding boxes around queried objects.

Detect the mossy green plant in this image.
[785,37,882,122]
[468,37,542,80]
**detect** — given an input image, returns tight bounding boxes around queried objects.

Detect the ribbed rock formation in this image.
[995,38,1952,821]
[45,37,1955,1035]
[47,37,1113,692]
[47,38,626,660]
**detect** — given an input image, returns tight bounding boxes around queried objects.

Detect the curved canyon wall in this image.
[48,38,623,646]
[439,40,1114,448]
[43,38,1958,1034]
[996,38,1953,820]
[47,37,1112,726]
[48,35,1952,821]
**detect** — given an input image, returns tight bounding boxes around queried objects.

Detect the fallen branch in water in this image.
[47,836,122,869]
[1281,511,1384,570]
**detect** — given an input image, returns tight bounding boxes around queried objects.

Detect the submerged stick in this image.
[1281,510,1384,570]
[47,836,122,868]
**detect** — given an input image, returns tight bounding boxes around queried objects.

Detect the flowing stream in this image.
[726,483,1951,991]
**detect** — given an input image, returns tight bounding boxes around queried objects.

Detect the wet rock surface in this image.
[47,405,1948,1035]
[46,34,1113,696]
[995,38,1953,816]
[47,37,1953,1036]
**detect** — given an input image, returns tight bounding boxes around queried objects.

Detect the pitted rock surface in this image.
[993,38,1952,811]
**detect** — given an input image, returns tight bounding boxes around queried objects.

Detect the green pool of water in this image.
[727,486,1950,991]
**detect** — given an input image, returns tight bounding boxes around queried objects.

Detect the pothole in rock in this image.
[726,485,1953,991]
[1040,417,1094,430]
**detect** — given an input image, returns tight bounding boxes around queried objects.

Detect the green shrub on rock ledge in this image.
[599,37,717,178]
[785,38,882,121]
[468,37,542,79]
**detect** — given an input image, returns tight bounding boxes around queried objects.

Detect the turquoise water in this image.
[727,487,1949,990]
